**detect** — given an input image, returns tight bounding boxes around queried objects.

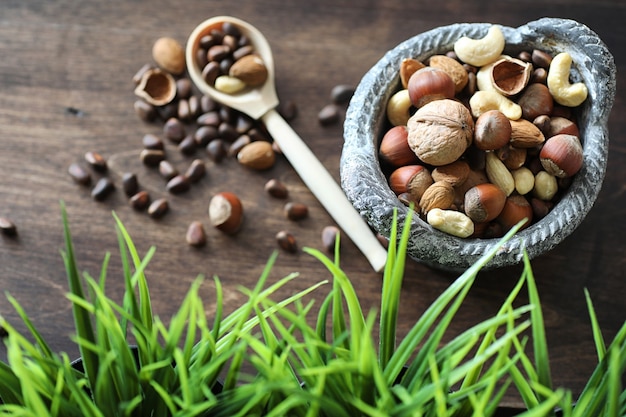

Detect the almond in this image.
[509,119,545,148]
[428,55,469,94]
[229,55,268,86]
[399,58,426,89]
[237,141,275,170]
[419,181,455,215]
[431,160,470,186]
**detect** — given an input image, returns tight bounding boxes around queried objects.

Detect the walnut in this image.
[407,99,474,166]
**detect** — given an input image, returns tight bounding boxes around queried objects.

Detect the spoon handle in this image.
[262,109,387,272]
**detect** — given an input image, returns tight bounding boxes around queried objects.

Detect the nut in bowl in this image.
[341,18,616,271]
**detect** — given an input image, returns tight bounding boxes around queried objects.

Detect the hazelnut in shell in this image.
[497,194,533,232]
[379,125,418,167]
[388,165,433,201]
[407,67,456,109]
[540,134,583,178]
[209,192,244,234]
[464,183,506,223]
[473,110,512,151]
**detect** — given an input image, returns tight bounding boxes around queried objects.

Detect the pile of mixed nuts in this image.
[380,25,587,238]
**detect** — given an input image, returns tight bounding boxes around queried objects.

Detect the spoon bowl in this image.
[186,16,388,272]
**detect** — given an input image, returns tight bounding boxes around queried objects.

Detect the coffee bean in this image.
[159,160,179,181]
[91,177,115,201]
[233,45,254,61]
[185,159,206,183]
[330,84,355,105]
[200,95,218,113]
[176,78,192,99]
[186,94,198,115]
[222,21,241,38]
[142,133,164,150]
[166,175,190,194]
[177,99,191,121]
[163,117,185,143]
[132,63,153,84]
[84,151,107,172]
[218,122,238,141]
[201,61,220,86]
[197,111,221,127]
[206,139,227,162]
[122,172,139,197]
[317,104,341,126]
[186,221,207,247]
[264,178,288,199]
[194,125,218,146]
[0,217,18,236]
[207,44,231,62]
[129,191,150,210]
[235,114,254,134]
[278,100,298,121]
[68,163,91,186]
[276,230,297,253]
[178,134,197,155]
[134,100,156,122]
[321,225,340,253]
[157,103,178,120]
[148,198,169,219]
[140,149,166,167]
[228,134,251,157]
[285,202,308,221]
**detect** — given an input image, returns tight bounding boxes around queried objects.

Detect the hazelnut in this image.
[540,134,583,178]
[517,83,554,121]
[379,125,418,167]
[209,192,243,234]
[388,165,433,201]
[407,67,456,108]
[473,110,511,151]
[464,183,506,223]
[497,195,533,232]
[546,116,580,138]
[428,55,469,94]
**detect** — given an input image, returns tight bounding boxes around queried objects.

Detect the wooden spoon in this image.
[186,16,387,272]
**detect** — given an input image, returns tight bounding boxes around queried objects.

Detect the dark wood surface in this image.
[1,0,624,407]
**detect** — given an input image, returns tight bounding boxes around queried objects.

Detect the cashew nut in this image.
[427,208,474,238]
[453,25,506,67]
[469,90,522,120]
[547,52,588,107]
[386,89,412,126]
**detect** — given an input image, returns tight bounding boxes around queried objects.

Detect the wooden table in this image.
[1,0,624,407]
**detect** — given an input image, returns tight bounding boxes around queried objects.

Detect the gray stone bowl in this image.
[341,18,616,271]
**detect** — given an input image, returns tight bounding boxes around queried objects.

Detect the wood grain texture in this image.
[1,0,624,407]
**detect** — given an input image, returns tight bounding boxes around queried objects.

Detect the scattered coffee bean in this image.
[157,102,178,121]
[68,163,91,186]
[134,100,156,122]
[91,177,115,201]
[163,117,185,143]
[148,198,169,219]
[218,122,238,141]
[0,217,18,236]
[318,103,341,126]
[321,225,341,253]
[176,78,192,99]
[228,134,251,157]
[206,139,227,162]
[178,134,197,155]
[129,190,151,210]
[264,178,288,199]
[185,159,206,183]
[140,149,166,167]
[188,95,200,118]
[285,202,309,221]
[177,99,191,121]
[186,221,207,247]
[166,174,190,194]
[122,172,139,197]
[142,133,164,150]
[194,125,218,146]
[330,84,355,105]
[84,151,107,172]
[278,100,298,121]
[235,114,254,134]
[159,160,179,181]
[276,230,297,253]
[200,94,218,113]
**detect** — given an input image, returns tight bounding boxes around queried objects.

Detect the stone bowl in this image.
[341,18,616,271]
